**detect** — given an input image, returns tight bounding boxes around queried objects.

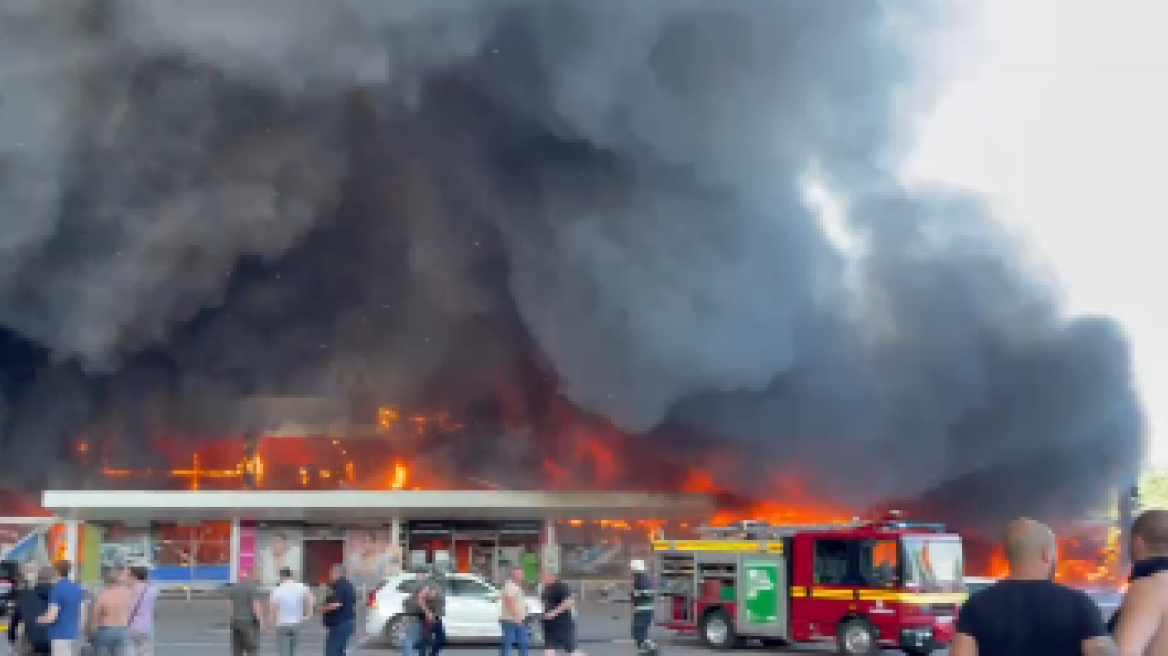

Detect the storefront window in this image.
[102,524,154,581]
[255,527,304,587]
[151,521,232,583]
[556,520,650,579]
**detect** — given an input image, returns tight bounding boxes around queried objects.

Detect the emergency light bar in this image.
[882,521,947,532]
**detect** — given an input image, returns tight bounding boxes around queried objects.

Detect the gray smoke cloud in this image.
[0,0,1145,521]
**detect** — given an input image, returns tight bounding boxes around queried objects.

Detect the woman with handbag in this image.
[126,567,158,656]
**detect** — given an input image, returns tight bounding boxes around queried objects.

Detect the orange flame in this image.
[389,462,409,489]
[684,471,854,527]
[982,525,1124,590]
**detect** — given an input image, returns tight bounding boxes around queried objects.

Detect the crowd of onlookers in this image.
[6,559,158,656]
[14,509,1168,656]
[225,563,356,656]
[955,509,1168,656]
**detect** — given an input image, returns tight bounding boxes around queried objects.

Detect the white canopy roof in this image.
[42,490,717,522]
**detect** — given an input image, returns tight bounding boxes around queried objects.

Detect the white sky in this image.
[906,0,1168,466]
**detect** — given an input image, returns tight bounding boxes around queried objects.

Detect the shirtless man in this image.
[1114,509,1168,655]
[90,567,133,656]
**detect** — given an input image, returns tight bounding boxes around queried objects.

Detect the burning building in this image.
[0,0,1146,587]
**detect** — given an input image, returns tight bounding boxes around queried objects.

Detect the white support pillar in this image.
[541,519,560,577]
[389,517,402,575]
[229,516,241,583]
[64,520,79,572]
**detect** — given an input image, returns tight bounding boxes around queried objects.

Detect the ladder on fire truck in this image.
[654,514,947,541]
[695,519,865,539]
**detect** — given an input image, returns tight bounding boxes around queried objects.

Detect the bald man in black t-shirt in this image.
[953,518,1117,656]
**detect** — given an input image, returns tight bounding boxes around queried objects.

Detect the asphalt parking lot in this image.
[2,592,1121,655]
[42,598,861,655]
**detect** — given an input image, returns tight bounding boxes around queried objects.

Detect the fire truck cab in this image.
[653,514,966,655]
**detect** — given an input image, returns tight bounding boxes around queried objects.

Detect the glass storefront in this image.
[405,520,542,586]
[345,528,403,590]
[6,517,586,587]
[101,521,232,583]
[555,519,659,579]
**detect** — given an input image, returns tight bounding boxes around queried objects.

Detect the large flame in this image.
[80,400,1128,590]
[979,524,1124,590]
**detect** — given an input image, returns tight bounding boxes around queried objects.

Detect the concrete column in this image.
[229,516,241,583]
[64,520,79,570]
[390,517,401,546]
[541,519,560,576]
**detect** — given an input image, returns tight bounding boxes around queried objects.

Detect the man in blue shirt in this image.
[321,563,357,656]
[37,560,86,656]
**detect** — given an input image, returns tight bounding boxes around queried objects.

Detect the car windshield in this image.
[449,577,494,597]
[903,538,964,592]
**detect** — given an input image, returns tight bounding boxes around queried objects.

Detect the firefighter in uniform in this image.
[630,559,658,655]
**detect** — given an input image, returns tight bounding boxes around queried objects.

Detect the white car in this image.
[365,572,545,646]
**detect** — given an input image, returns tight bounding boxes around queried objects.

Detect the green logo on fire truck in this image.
[743,561,779,625]
[746,568,774,599]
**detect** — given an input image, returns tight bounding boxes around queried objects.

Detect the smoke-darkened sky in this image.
[0,0,1145,521]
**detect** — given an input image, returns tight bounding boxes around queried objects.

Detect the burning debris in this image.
[968,522,1126,591]
[0,0,1146,528]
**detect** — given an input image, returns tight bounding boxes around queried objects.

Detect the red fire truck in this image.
[653,514,967,655]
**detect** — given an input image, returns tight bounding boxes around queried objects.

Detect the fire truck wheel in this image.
[836,618,879,655]
[699,608,737,649]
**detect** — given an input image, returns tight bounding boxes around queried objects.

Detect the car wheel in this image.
[524,615,545,647]
[384,614,410,647]
[836,618,879,655]
[699,608,737,650]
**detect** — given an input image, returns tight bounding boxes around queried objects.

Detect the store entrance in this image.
[303,539,344,587]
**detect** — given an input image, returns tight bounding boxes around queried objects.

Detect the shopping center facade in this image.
[2,397,720,590]
[3,490,715,590]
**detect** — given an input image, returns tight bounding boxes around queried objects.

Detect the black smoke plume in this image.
[0,0,1145,523]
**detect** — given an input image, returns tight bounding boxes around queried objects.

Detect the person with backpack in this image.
[6,566,53,655]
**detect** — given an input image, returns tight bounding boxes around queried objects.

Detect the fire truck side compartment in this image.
[655,547,790,640]
[733,552,788,638]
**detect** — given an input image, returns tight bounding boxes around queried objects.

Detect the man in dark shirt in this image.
[321,564,357,656]
[7,566,53,655]
[420,573,447,656]
[954,518,1117,656]
[540,572,581,656]
[224,568,266,656]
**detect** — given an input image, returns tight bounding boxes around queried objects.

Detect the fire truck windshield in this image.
[902,537,964,592]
